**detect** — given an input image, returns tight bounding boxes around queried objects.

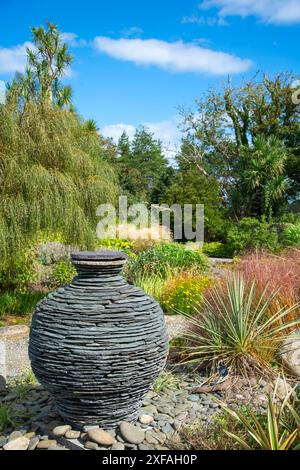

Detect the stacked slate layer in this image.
[29,251,169,429]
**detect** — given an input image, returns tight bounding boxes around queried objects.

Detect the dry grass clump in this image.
[175,416,244,450]
[116,223,172,253]
[117,223,172,241]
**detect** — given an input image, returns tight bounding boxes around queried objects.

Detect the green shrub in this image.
[10,369,37,387]
[125,242,209,282]
[0,291,45,317]
[161,272,212,315]
[203,242,234,258]
[226,218,279,254]
[0,102,118,284]
[51,259,76,286]
[282,223,300,247]
[177,392,300,451]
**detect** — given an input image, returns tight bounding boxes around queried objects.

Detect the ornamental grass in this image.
[183,273,300,377]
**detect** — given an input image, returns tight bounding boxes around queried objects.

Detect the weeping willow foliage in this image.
[0,102,118,281]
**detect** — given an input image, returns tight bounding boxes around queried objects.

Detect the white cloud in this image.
[93,36,253,75]
[102,123,136,142]
[199,0,300,24]
[120,26,144,38]
[101,117,181,161]
[0,41,32,74]
[61,32,87,47]
[182,13,228,26]
[0,38,76,77]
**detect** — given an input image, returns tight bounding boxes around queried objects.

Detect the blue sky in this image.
[0,0,299,154]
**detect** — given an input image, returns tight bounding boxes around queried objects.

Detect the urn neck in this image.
[71,251,127,276]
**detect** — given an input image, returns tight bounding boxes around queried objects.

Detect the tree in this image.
[0,102,119,286]
[7,21,73,110]
[0,23,119,286]
[112,131,143,203]
[234,136,289,220]
[181,73,300,218]
[112,128,170,204]
[118,131,131,157]
[131,127,169,204]
[165,156,227,242]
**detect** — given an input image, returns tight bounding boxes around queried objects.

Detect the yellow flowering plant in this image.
[161,272,212,315]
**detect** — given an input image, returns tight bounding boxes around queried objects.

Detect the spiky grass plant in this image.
[218,378,300,450]
[153,370,182,393]
[182,273,300,376]
[0,405,17,433]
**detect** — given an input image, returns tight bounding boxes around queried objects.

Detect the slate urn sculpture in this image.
[29,251,169,429]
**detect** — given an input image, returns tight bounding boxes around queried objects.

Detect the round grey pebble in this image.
[85,441,99,450]
[161,423,173,434]
[187,394,200,402]
[111,442,125,450]
[119,422,145,445]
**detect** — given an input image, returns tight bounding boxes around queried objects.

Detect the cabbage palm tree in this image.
[8,21,73,110]
[242,135,289,219]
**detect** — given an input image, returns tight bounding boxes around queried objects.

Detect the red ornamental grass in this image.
[235,249,300,322]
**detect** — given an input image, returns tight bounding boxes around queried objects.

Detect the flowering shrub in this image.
[161,272,212,315]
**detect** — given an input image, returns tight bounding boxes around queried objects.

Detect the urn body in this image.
[29,251,169,428]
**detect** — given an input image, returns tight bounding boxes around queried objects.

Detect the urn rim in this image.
[71,251,128,262]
